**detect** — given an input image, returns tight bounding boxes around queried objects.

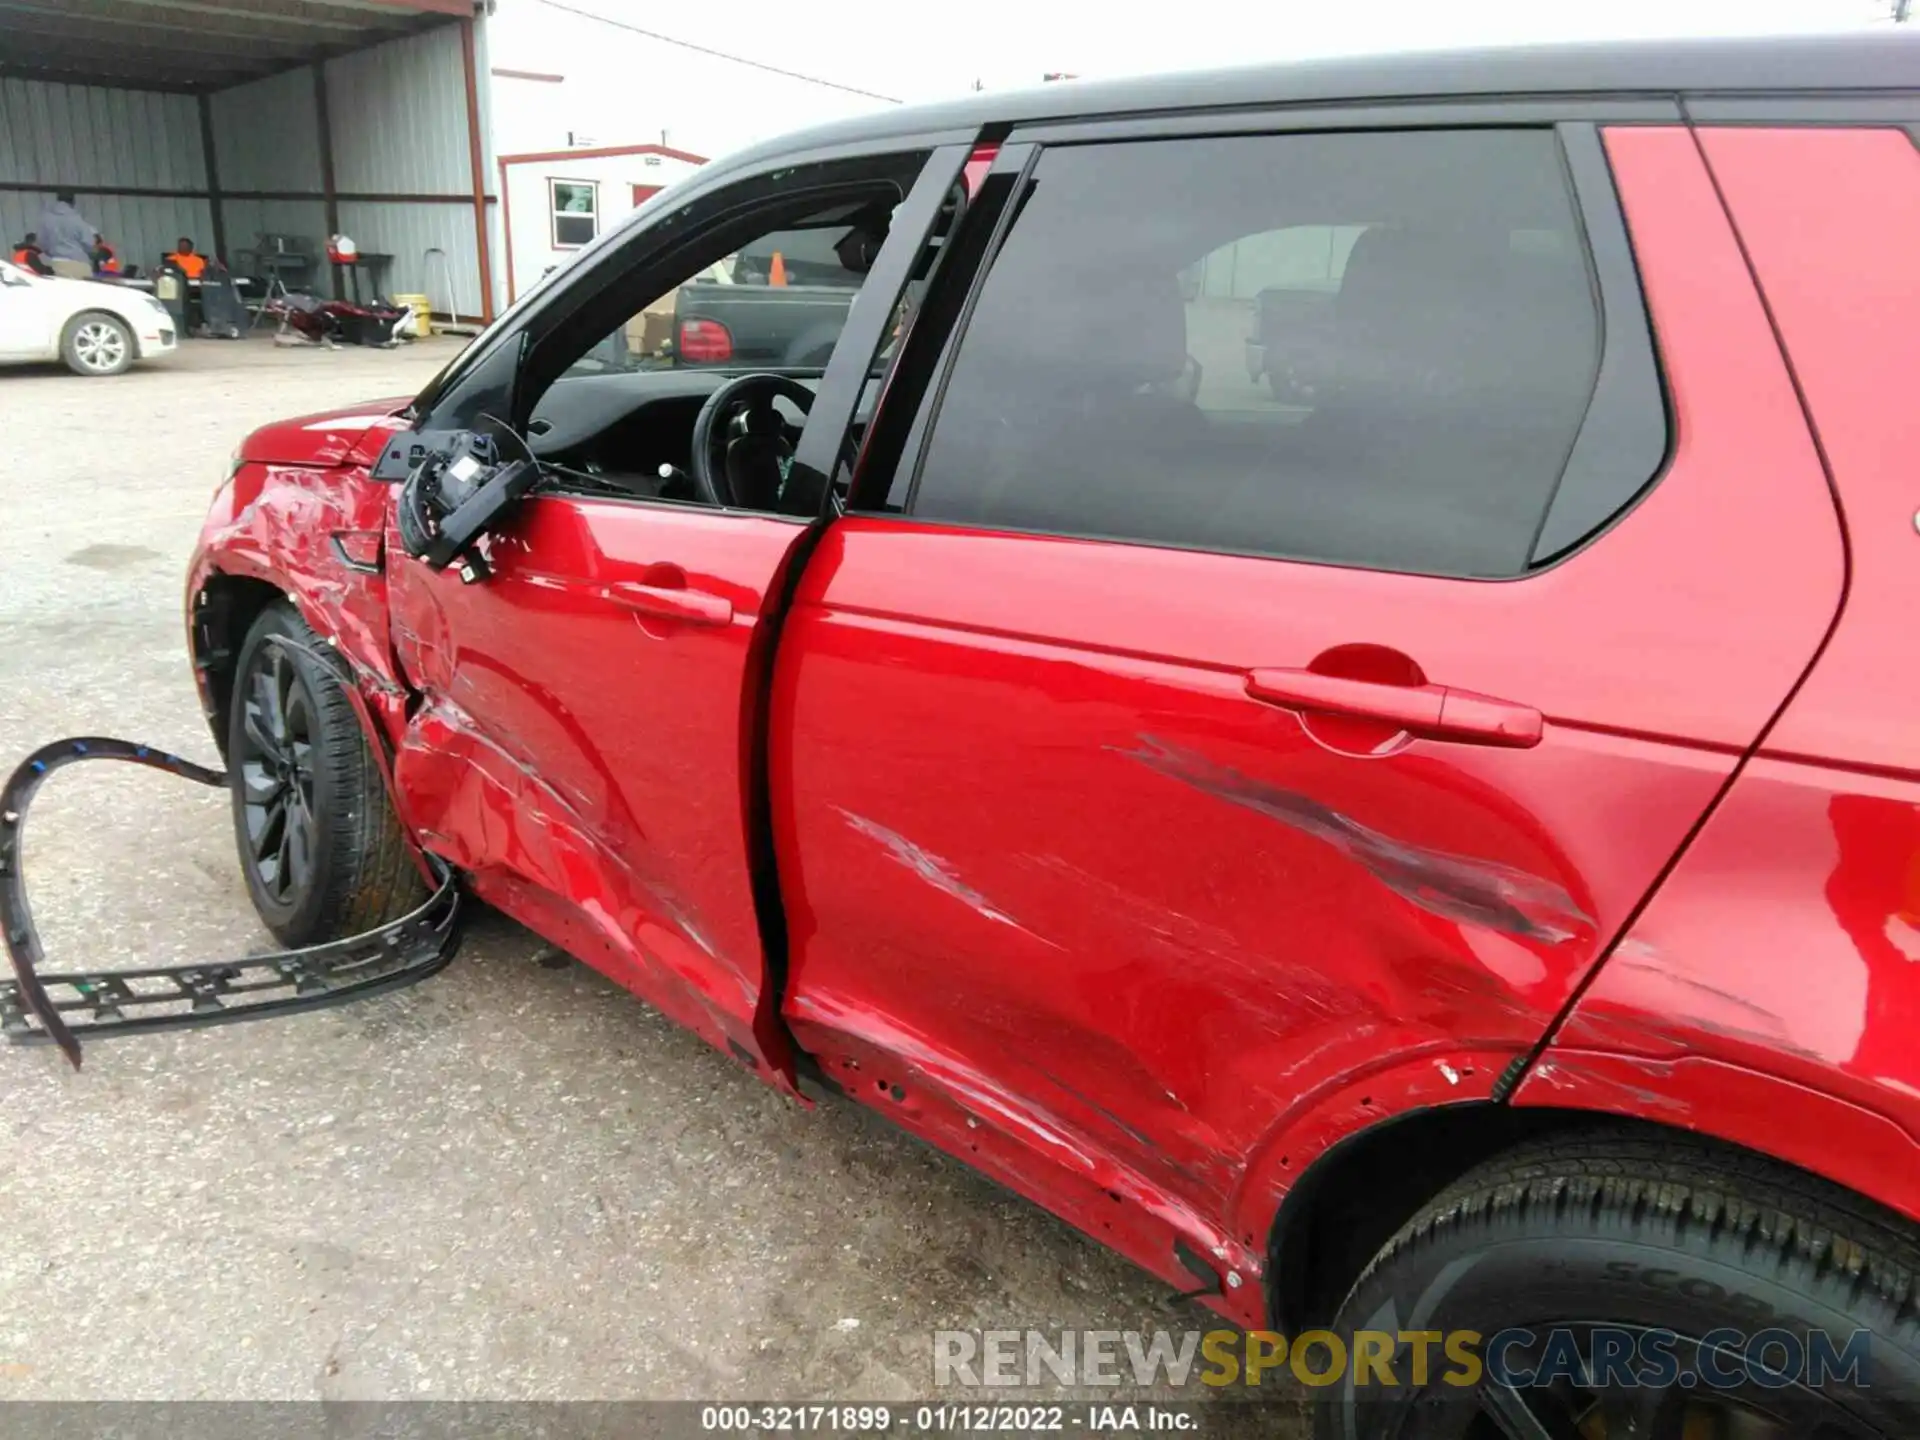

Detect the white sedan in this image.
[0,260,180,376]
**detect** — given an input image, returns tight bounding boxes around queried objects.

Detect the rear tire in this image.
[1321,1127,1920,1439]
[226,602,423,947]
[60,311,133,376]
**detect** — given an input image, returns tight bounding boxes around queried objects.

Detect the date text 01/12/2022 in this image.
[697,1404,1200,1432]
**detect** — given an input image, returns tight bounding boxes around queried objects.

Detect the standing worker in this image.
[36,191,99,278]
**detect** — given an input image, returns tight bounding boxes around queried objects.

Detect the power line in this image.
[535,0,904,104]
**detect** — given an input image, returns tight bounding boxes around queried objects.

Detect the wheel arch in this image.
[1512,1043,1920,1235]
[62,306,127,334]
[1263,1093,1920,1335]
[1263,1100,1599,1333]
[190,572,298,760]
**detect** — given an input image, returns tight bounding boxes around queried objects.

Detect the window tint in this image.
[905,131,1606,578]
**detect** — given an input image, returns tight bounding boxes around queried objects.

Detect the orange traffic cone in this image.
[769,250,787,287]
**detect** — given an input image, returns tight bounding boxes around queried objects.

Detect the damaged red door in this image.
[772,123,1844,1298]
[385,498,803,1086]
[376,141,966,1091]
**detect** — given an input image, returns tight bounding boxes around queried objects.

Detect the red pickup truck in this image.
[59,31,1920,1438]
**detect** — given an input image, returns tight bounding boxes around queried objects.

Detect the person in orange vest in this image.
[90,234,120,275]
[163,237,207,279]
[10,233,52,275]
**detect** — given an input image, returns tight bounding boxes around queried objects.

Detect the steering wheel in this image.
[688,373,815,509]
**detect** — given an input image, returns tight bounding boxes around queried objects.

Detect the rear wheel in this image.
[1321,1128,1920,1440]
[226,602,423,947]
[60,311,133,376]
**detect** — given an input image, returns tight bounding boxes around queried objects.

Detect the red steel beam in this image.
[459,13,494,321]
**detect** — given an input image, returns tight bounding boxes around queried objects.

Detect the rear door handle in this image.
[1245,668,1542,748]
[607,580,734,627]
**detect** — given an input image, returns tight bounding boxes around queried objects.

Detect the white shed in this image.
[497,142,706,302]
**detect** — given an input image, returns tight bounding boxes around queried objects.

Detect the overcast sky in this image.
[493,0,1899,159]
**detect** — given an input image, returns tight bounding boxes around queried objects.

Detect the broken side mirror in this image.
[395,430,540,582]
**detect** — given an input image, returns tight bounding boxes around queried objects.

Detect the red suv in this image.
[108,32,1920,1437]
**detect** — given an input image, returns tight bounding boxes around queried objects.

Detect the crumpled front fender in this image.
[188,457,405,751]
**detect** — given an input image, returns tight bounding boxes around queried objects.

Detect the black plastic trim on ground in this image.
[0,735,461,1069]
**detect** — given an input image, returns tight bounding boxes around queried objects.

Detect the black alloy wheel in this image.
[1397,1324,1884,1440]
[1321,1128,1920,1440]
[236,637,319,910]
[226,602,423,947]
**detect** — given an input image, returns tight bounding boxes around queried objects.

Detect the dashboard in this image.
[525,369,880,505]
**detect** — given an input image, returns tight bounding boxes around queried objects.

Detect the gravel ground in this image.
[0,337,1310,1435]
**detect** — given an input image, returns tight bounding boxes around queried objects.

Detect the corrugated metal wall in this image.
[0,76,211,270]
[0,77,204,189]
[209,68,323,194]
[325,23,495,318]
[6,21,495,320]
[328,27,470,195]
[480,18,504,320]
[338,200,488,317]
[208,67,328,294]
[198,22,495,318]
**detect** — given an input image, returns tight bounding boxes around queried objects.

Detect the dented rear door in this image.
[773,120,1843,1250]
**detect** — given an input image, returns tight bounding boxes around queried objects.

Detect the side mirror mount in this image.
[833,225,885,276]
[395,431,540,582]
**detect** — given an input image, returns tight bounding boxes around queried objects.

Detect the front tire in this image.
[61,311,133,376]
[227,603,423,947]
[1322,1128,1920,1440]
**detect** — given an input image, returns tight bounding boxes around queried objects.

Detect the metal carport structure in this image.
[0,0,498,321]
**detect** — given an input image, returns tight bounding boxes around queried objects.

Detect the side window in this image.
[904,130,1618,579]
[563,217,887,378]
[550,180,599,249]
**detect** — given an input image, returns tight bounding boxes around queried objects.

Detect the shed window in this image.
[551,180,598,249]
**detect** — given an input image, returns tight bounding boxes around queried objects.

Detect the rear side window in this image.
[905,130,1611,578]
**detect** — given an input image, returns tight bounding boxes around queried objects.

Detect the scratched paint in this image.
[837,808,1055,943]
[1115,735,1594,944]
[1532,1060,1692,1117]
[786,987,1255,1288]
[1016,850,1367,1029]
[1038,1066,1160,1151]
